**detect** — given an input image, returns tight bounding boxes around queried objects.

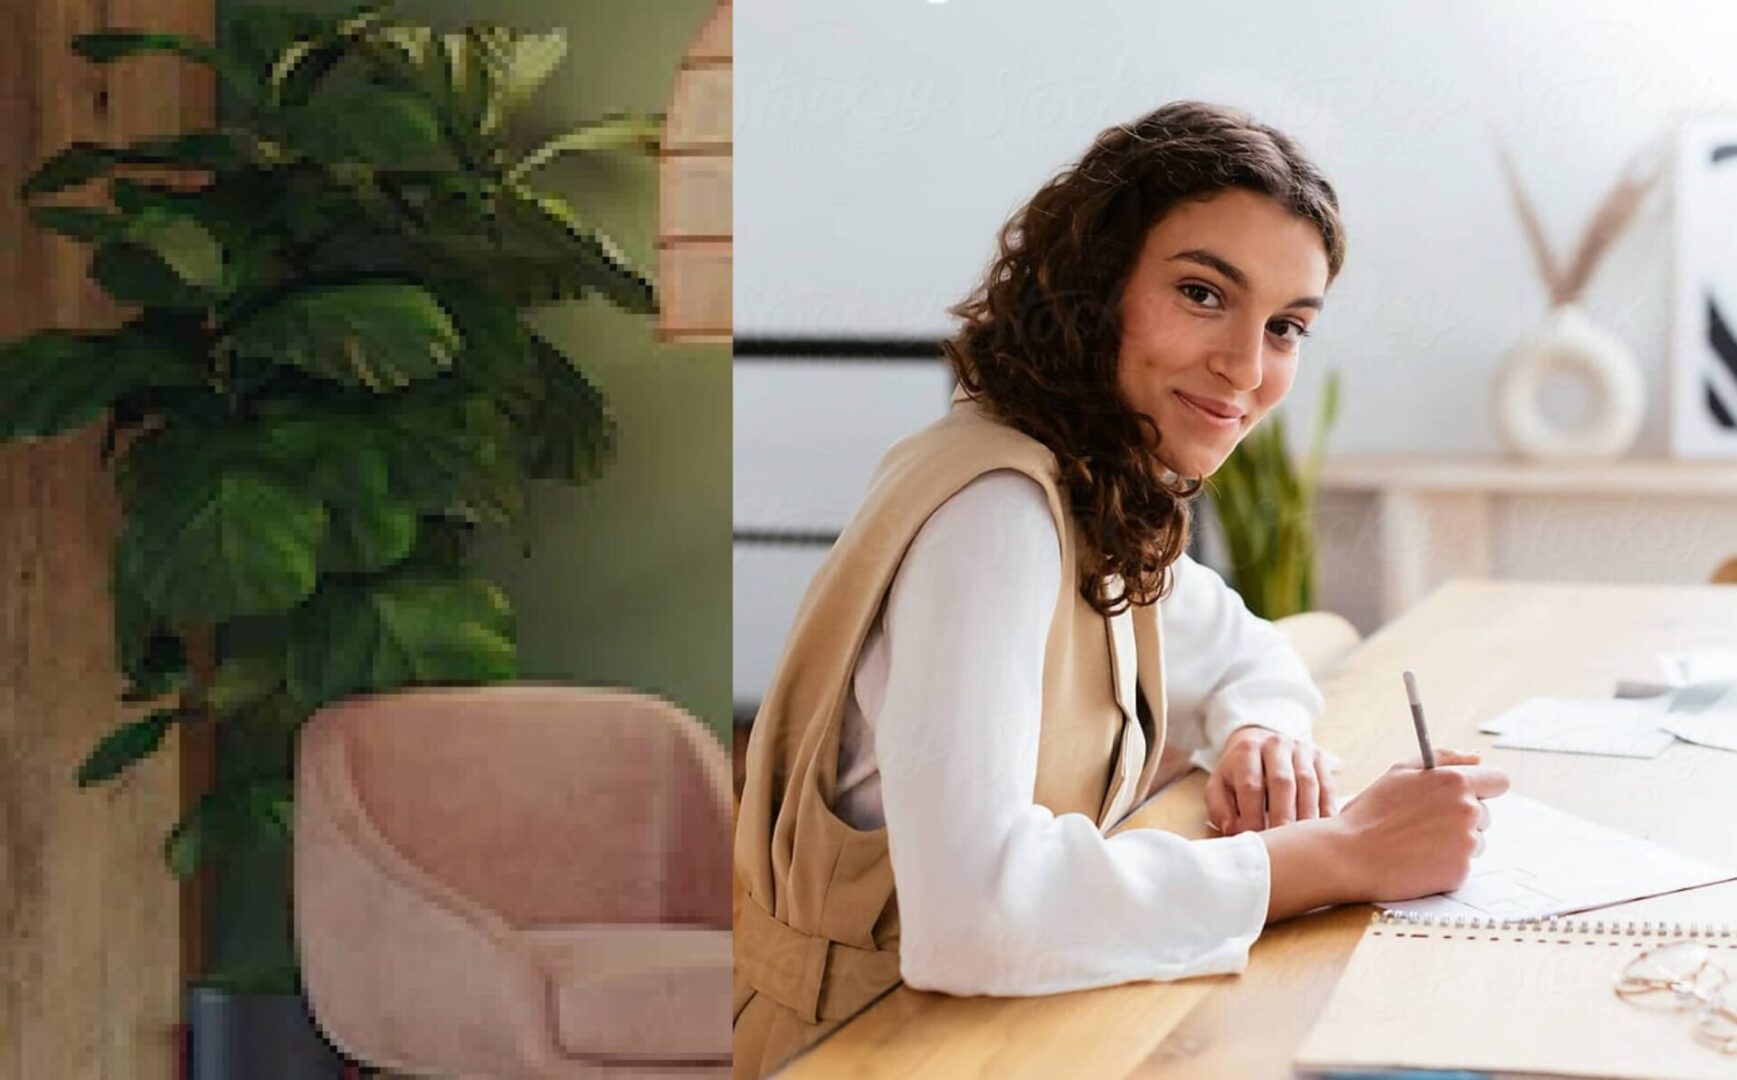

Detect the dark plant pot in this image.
[185,987,347,1080]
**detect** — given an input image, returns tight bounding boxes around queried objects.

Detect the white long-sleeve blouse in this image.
[832,469,1324,996]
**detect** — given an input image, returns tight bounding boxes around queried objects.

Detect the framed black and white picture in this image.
[1672,116,1737,458]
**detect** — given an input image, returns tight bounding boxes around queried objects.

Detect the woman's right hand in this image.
[1335,748,1509,901]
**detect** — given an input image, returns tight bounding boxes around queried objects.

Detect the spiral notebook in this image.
[1295,911,1737,1079]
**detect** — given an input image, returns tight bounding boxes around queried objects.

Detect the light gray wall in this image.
[737,0,1737,456]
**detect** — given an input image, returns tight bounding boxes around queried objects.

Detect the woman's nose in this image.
[1208,321,1265,392]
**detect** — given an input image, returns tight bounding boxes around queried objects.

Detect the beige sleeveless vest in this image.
[732,398,1172,1078]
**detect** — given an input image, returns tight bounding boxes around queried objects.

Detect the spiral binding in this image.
[1372,909,1737,939]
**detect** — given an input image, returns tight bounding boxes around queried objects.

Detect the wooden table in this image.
[777,580,1737,1078]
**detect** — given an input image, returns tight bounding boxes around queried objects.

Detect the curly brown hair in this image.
[944,100,1346,616]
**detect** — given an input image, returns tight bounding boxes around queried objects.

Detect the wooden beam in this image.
[0,0,212,1075]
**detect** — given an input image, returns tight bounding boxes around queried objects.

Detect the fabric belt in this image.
[735,898,903,1025]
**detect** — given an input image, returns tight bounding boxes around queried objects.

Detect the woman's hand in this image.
[1334,748,1508,901]
[1258,747,1508,922]
[1205,725,1335,835]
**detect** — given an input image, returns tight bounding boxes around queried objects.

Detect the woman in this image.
[732,101,1507,1078]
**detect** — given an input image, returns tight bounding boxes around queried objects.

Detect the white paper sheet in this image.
[1378,793,1734,921]
[1477,697,1675,758]
[1658,648,1737,686]
[1657,712,1737,752]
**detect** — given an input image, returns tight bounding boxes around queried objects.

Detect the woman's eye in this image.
[1269,320,1310,344]
[1179,283,1219,307]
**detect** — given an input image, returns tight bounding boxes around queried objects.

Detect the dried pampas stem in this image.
[1556,153,1664,304]
[1494,138,1664,307]
[1495,142,1563,299]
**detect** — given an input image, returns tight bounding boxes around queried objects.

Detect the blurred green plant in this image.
[1206,371,1341,621]
[2,3,660,888]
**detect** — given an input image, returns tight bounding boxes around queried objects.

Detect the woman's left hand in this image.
[1204,725,1335,835]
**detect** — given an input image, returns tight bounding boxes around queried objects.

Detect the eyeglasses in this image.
[1613,940,1737,1053]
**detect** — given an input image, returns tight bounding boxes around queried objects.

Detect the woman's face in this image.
[1115,187,1331,480]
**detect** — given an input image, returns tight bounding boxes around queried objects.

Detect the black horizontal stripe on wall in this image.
[734,335,943,361]
[733,528,841,547]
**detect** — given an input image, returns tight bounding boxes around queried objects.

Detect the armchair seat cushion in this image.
[521,925,732,1062]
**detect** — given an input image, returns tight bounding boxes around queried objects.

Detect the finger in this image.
[1314,748,1336,816]
[1204,772,1232,833]
[1291,743,1319,821]
[1228,743,1266,835]
[1443,764,1510,800]
[1261,737,1296,828]
[1435,748,1483,766]
[1396,747,1483,771]
[1471,831,1486,858]
[1476,799,1492,831]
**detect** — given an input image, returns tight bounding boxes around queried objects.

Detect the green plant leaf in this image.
[285,87,447,168]
[126,211,225,291]
[517,333,615,483]
[85,207,230,301]
[286,572,515,709]
[29,205,121,244]
[165,779,292,878]
[21,143,114,196]
[224,282,460,390]
[71,30,255,99]
[506,112,662,185]
[72,29,262,111]
[466,25,566,135]
[256,398,519,529]
[269,5,394,108]
[425,183,654,313]
[74,29,218,66]
[309,445,419,572]
[22,132,252,197]
[219,5,331,86]
[325,498,419,572]
[76,709,179,786]
[120,634,190,704]
[205,653,286,715]
[509,184,655,312]
[91,242,210,310]
[117,468,327,624]
[430,282,539,413]
[0,331,205,439]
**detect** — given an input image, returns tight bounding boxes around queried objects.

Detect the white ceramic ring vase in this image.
[1495,304,1644,460]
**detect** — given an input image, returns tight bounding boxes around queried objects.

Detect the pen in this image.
[1402,670,1436,769]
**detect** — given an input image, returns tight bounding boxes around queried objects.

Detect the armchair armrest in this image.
[1274,610,1362,680]
[295,708,568,1076]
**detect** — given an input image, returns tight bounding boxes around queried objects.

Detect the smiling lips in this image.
[1173,390,1245,426]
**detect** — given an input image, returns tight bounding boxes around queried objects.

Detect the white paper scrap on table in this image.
[1476,697,1675,758]
[1658,712,1737,752]
[1664,680,1737,717]
[1378,793,1736,922]
[1658,648,1737,686]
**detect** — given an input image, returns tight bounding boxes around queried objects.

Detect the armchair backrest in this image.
[312,685,730,927]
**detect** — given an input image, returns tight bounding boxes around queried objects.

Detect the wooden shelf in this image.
[1320,455,1737,497]
[1311,455,1737,626]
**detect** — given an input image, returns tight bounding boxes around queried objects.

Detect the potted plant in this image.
[2,3,660,1074]
[1205,371,1340,621]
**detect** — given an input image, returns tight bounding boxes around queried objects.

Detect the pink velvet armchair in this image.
[295,685,732,1077]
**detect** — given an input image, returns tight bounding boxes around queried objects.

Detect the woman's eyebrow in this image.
[1167,248,1324,311]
